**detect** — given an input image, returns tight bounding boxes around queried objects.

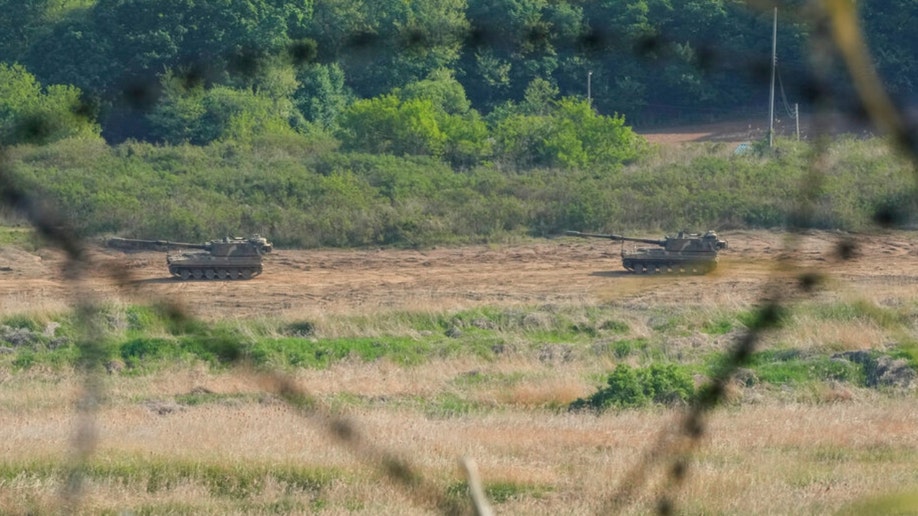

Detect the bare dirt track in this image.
[2,229,916,320]
[636,111,876,146]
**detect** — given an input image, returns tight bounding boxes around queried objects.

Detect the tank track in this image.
[622,260,716,274]
[169,267,261,280]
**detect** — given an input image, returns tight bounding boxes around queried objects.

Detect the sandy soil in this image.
[1,229,915,320]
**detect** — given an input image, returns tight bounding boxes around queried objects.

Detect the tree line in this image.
[0,0,913,150]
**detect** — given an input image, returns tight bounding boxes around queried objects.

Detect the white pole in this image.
[587,70,592,105]
[795,103,800,140]
[768,7,777,147]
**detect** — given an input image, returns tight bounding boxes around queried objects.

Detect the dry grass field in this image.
[2,229,918,514]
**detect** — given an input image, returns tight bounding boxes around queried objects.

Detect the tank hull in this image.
[621,249,718,274]
[167,253,263,280]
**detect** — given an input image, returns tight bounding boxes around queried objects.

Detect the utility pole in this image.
[587,70,593,105]
[768,7,777,147]
[795,103,800,140]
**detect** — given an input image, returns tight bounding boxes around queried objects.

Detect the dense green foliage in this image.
[0,0,909,144]
[569,363,696,410]
[0,63,100,145]
[4,135,913,246]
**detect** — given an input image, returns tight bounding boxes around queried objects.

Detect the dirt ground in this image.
[2,229,916,320]
[637,111,877,146]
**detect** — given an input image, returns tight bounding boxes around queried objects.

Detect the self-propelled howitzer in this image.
[107,235,273,280]
[565,230,727,274]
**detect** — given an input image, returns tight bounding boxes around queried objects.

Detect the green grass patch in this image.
[702,316,735,335]
[890,342,918,370]
[121,337,181,364]
[173,390,264,407]
[1,313,43,332]
[7,342,83,370]
[0,457,337,502]
[449,370,526,388]
[485,481,550,503]
[447,480,550,505]
[0,226,39,249]
[599,319,630,333]
[423,393,488,418]
[748,349,864,386]
[124,304,169,334]
[611,338,652,359]
[838,492,918,516]
[647,309,694,336]
[796,300,907,329]
[249,336,432,369]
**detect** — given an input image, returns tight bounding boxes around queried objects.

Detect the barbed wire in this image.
[1,1,916,514]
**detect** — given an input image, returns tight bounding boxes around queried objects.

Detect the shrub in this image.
[120,338,177,367]
[570,363,695,411]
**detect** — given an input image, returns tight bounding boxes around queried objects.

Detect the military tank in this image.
[565,230,727,274]
[107,235,273,280]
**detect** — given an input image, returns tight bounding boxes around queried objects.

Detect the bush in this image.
[570,363,695,411]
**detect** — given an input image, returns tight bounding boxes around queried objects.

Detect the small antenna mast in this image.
[768,7,777,147]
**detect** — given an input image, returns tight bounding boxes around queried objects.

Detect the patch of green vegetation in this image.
[702,316,734,335]
[647,309,693,336]
[1,314,42,332]
[890,342,918,370]
[249,336,431,369]
[860,443,913,463]
[449,370,525,388]
[0,457,338,499]
[281,320,316,337]
[11,349,36,370]
[810,445,853,464]
[525,327,580,343]
[792,300,906,330]
[173,390,262,407]
[611,338,651,359]
[423,393,488,418]
[748,349,864,386]
[587,338,651,362]
[9,132,918,248]
[9,343,81,371]
[120,337,181,365]
[437,306,506,329]
[838,492,918,516]
[325,392,372,412]
[178,329,247,365]
[124,305,166,334]
[599,319,630,333]
[240,498,315,513]
[806,443,912,466]
[447,480,550,505]
[570,363,695,411]
[738,304,787,331]
[0,226,39,250]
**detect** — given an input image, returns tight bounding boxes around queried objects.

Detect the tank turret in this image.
[107,235,272,280]
[565,230,727,274]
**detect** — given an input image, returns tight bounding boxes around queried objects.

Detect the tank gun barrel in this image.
[564,231,666,247]
[107,237,209,251]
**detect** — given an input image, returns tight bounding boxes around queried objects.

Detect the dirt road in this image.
[1,230,916,320]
